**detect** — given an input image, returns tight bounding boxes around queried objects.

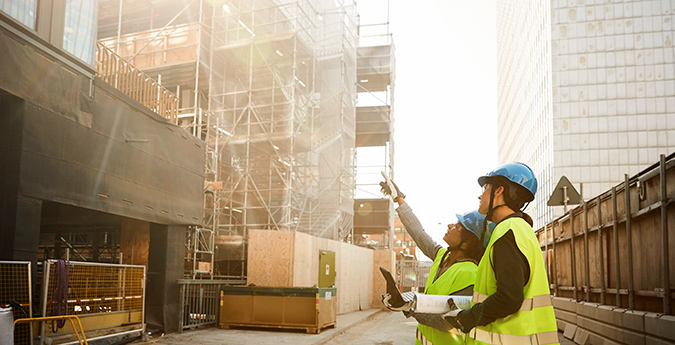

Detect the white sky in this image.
[357,0,500,254]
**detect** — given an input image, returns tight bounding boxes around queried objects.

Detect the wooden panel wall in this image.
[246,230,295,287]
[372,250,396,309]
[120,217,149,266]
[248,229,388,314]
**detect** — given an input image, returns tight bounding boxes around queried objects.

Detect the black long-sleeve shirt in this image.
[458,214,531,329]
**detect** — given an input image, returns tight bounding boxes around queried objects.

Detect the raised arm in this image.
[396,201,442,260]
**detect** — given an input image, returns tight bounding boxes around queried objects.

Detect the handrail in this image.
[14,315,88,345]
[95,42,179,124]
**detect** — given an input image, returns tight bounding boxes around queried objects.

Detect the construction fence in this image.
[40,260,146,344]
[536,153,675,345]
[0,261,32,345]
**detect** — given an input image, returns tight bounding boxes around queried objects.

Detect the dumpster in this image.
[219,286,337,334]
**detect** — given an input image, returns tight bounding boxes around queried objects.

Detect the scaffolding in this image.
[97,0,363,278]
[352,17,396,248]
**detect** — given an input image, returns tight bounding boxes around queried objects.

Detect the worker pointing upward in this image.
[379,175,494,345]
[444,162,559,345]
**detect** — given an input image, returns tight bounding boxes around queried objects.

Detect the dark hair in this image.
[488,177,535,226]
[458,224,485,262]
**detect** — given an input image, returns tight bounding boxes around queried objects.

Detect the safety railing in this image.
[95,42,179,124]
[41,260,145,344]
[178,279,246,332]
[15,316,88,345]
[0,261,32,345]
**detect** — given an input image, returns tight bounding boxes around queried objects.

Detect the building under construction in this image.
[0,0,395,340]
[96,0,396,278]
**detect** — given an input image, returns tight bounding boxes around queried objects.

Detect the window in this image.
[0,0,37,29]
[63,0,97,65]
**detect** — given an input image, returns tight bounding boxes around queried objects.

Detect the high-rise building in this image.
[496,0,675,228]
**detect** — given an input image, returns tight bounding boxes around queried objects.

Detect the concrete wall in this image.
[247,229,395,314]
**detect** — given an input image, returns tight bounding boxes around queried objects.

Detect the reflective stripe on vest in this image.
[469,328,559,345]
[472,291,552,311]
[418,250,476,345]
[470,217,559,345]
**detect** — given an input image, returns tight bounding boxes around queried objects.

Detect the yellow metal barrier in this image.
[14,316,88,345]
[41,260,145,344]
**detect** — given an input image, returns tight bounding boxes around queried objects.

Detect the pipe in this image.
[625,174,634,310]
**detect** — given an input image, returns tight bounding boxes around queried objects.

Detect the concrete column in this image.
[146,224,186,333]
[0,94,41,265]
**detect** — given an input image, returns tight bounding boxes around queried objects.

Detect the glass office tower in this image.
[497,0,675,228]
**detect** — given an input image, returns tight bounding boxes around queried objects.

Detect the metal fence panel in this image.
[178,279,246,332]
[0,261,32,344]
[41,260,145,343]
[396,259,432,293]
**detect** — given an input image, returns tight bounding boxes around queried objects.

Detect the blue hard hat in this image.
[477,162,538,201]
[456,211,496,248]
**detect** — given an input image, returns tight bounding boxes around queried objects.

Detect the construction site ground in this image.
[142,309,574,344]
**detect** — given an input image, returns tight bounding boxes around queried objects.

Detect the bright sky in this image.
[358,0,499,255]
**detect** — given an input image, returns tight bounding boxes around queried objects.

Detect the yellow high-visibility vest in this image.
[416,248,477,345]
[467,217,559,345]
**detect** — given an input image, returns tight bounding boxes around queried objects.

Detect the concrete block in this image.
[595,305,621,325]
[578,302,601,320]
[646,335,675,345]
[574,328,591,345]
[558,319,571,332]
[556,308,579,324]
[645,313,675,341]
[577,315,645,345]
[621,309,647,332]
[552,297,578,312]
[564,324,578,339]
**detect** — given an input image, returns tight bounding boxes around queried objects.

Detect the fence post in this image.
[612,186,621,308]
[659,154,670,314]
[625,174,634,310]
[552,222,558,297]
[583,201,590,302]
[569,212,577,301]
[597,196,606,305]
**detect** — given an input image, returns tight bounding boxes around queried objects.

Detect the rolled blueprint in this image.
[414,293,473,313]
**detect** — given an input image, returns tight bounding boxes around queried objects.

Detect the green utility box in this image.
[318,250,335,288]
[219,286,337,334]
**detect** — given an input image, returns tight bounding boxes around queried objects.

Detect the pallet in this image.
[219,321,336,334]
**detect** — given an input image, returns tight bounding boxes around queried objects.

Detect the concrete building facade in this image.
[496,0,675,228]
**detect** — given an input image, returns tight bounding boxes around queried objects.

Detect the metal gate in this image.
[396,259,432,293]
[178,279,245,332]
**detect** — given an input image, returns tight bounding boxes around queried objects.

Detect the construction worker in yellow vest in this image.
[442,162,559,345]
[379,177,494,345]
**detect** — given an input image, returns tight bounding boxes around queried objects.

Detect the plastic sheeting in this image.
[0,306,13,345]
